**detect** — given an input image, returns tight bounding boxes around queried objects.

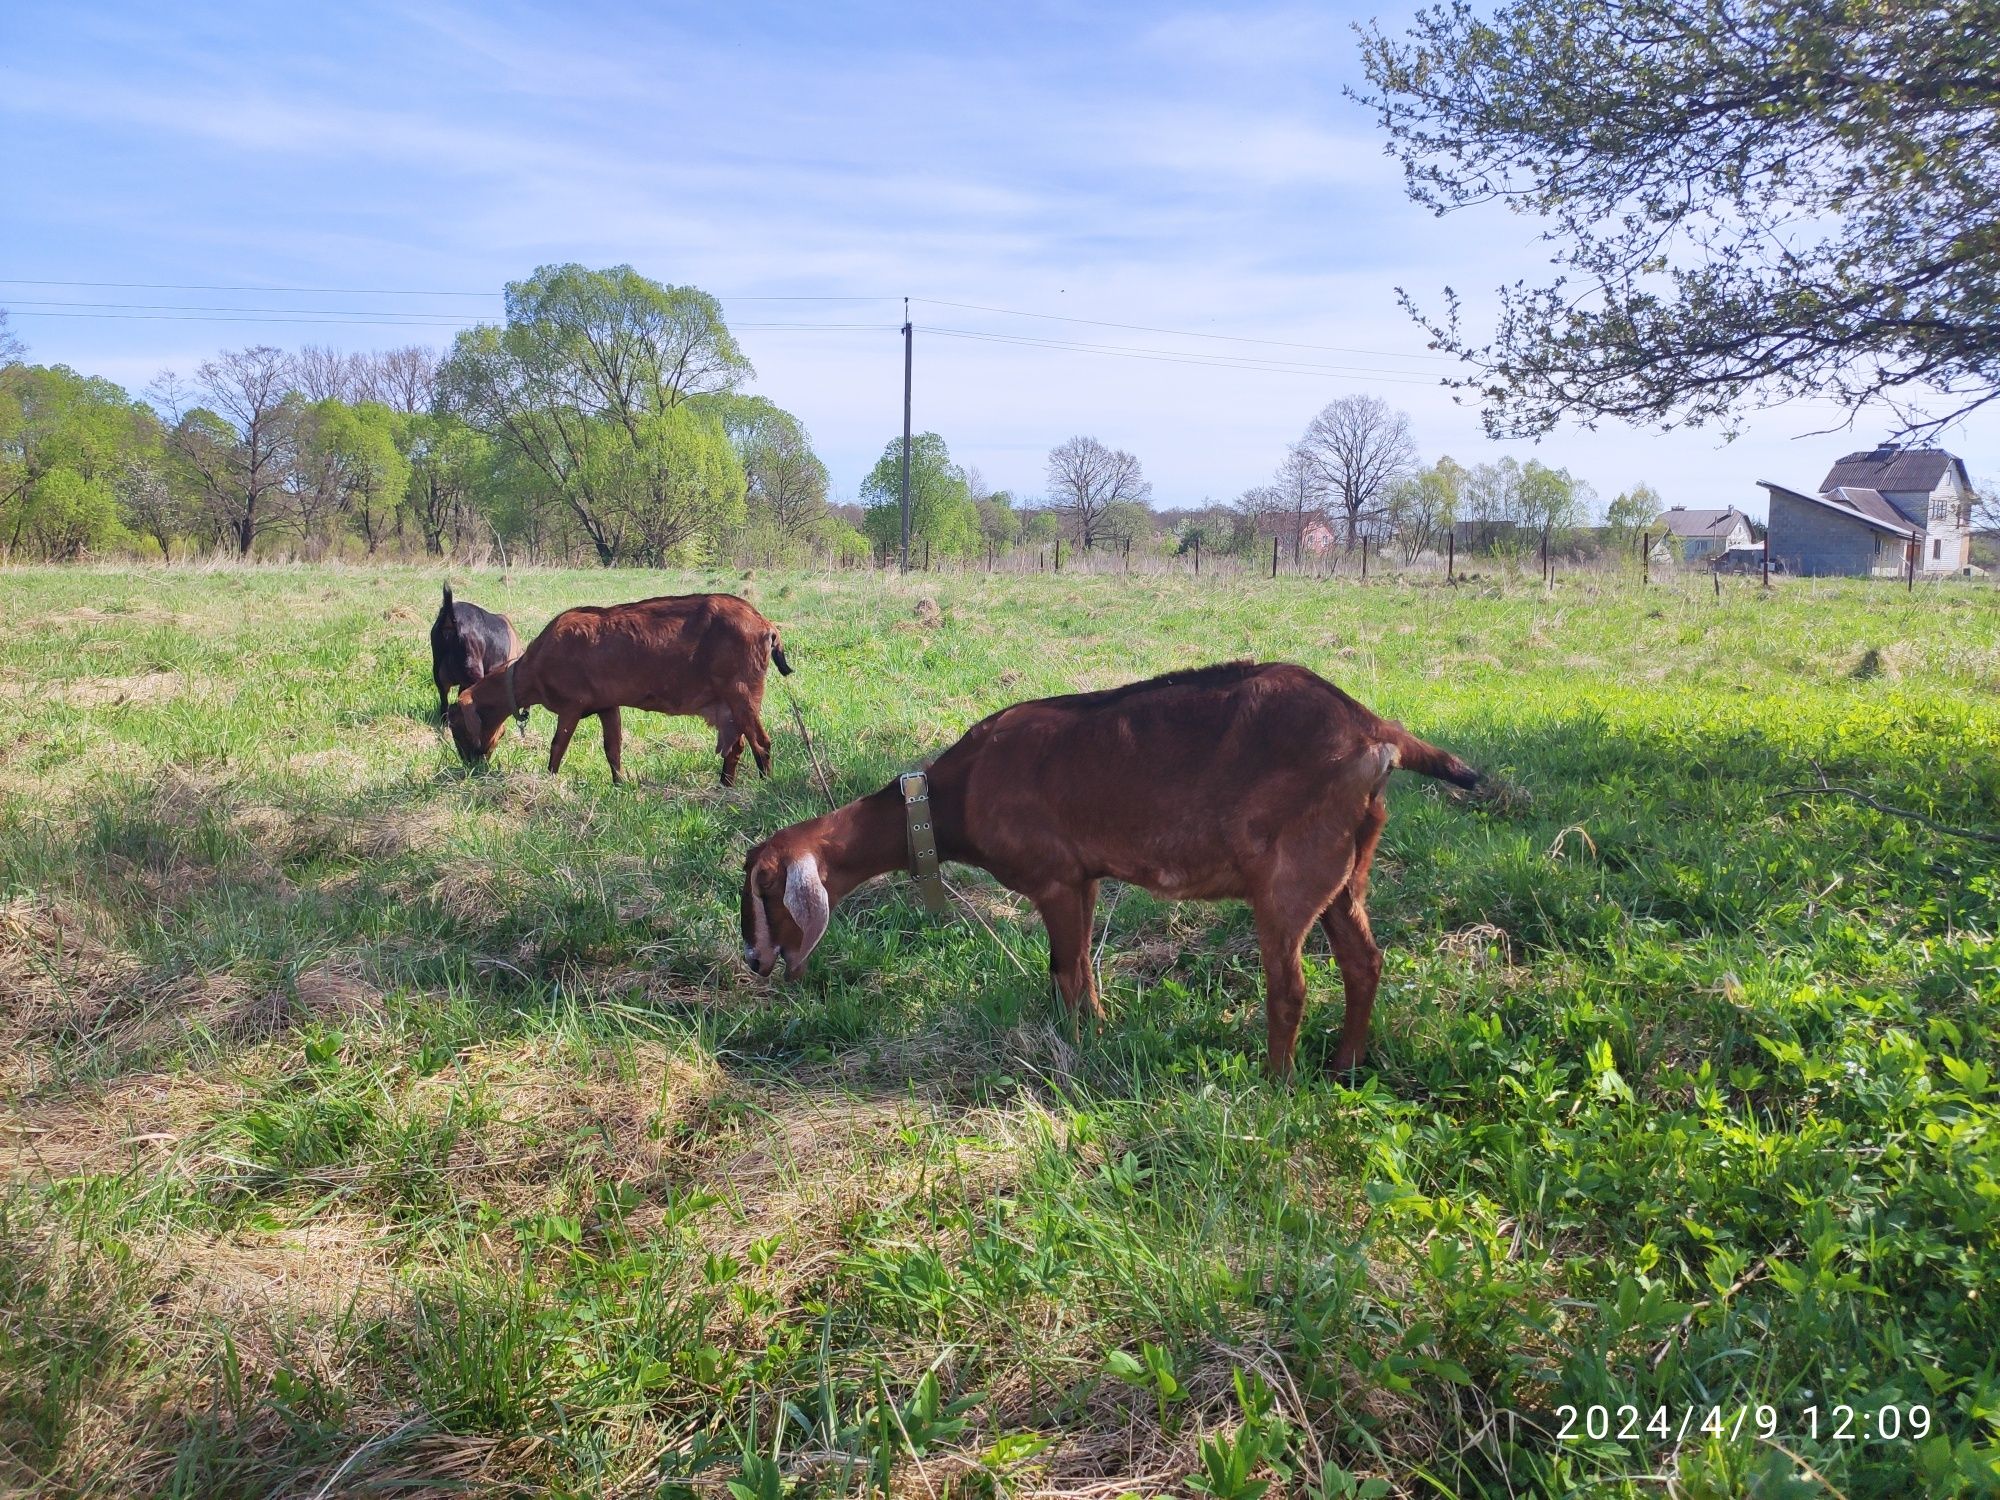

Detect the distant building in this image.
[1654,506,1755,561]
[1251,511,1337,555]
[1759,445,1974,577]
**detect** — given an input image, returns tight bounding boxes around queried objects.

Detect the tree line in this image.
[1,274,1671,568]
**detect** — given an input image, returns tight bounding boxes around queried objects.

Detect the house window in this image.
[1934,538,1942,560]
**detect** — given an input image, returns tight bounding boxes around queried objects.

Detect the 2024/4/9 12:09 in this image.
[1555,1403,1933,1444]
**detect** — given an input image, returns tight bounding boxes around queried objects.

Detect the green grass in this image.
[1,562,1997,1498]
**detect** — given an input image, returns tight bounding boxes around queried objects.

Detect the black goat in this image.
[429,585,520,719]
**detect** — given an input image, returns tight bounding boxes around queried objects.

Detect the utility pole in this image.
[899,299,913,573]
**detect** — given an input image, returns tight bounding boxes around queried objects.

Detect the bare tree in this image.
[364,345,440,414]
[292,345,365,403]
[155,347,298,555]
[1297,395,1417,547]
[1047,435,1150,550]
[1272,443,1328,562]
[0,309,23,365]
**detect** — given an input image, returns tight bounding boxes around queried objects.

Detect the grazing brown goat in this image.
[429,584,520,719]
[451,593,792,785]
[740,661,1478,1076]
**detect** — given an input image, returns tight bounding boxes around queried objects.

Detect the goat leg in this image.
[599,707,624,785]
[1036,881,1103,1043]
[548,713,580,774]
[1253,901,1319,1081]
[1320,891,1383,1077]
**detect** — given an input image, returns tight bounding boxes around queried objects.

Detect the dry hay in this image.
[0,894,162,1087]
[140,1215,400,1333]
[0,899,386,1083]
[698,1087,1052,1292]
[1,1067,253,1180]
[403,1037,722,1207]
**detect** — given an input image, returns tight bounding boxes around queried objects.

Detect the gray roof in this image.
[1828,485,1924,532]
[1656,506,1751,538]
[1759,481,1919,539]
[1819,446,1968,495]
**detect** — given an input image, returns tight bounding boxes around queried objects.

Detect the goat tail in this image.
[1381,722,1480,789]
[770,631,794,676]
[436,583,458,633]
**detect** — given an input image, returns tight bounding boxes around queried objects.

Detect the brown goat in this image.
[452,593,792,785]
[740,661,1478,1076]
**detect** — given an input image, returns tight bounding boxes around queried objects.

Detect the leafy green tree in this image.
[724,396,830,542]
[402,412,491,556]
[307,400,410,554]
[1516,459,1590,538]
[0,363,155,558]
[1359,0,2000,436]
[860,432,979,561]
[1386,455,1465,561]
[974,489,1017,553]
[1604,483,1664,546]
[440,264,752,565]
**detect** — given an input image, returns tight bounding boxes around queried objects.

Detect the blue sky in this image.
[4,0,1991,512]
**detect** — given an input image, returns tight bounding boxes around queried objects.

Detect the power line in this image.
[5,308,897,332]
[914,296,1453,363]
[0,277,897,301]
[0,279,1449,360]
[919,325,1444,386]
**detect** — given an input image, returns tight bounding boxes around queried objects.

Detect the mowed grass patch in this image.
[0,562,1996,1497]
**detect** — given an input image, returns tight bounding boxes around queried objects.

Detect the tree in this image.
[156,347,297,555]
[440,264,753,565]
[726,396,830,540]
[1,364,156,559]
[402,412,490,555]
[306,400,410,554]
[363,346,439,414]
[118,456,195,559]
[1603,483,1664,546]
[1359,0,2000,437]
[1046,436,1150,551]
[1385,456,1465,561]
[292,345,367,403]
[1296,396,1416,546]
[860,432,978,560]
[1270,443,1328,561]
[0,310,23,366]
[1516,459,1590,538]
[974,489,1018,553]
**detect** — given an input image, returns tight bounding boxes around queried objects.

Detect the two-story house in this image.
[1760,445,1975,577]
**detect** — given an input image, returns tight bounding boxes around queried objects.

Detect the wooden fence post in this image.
[1124,536,1131,571]
[1361,535,1369,580]
[1642,533,1650,586]
[1194,535,1201,576]
[1271,537,1279,578]
[1054,539,1062,573]
[1447,530,1454,584]
[1762,531,1770,588]
[924,538,931,571]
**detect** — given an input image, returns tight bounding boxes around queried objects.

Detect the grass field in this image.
[2,564,1997,1499]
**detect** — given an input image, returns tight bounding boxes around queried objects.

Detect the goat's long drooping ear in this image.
[783,855,830,964]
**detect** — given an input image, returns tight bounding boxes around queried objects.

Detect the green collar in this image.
[900,770,952,916]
